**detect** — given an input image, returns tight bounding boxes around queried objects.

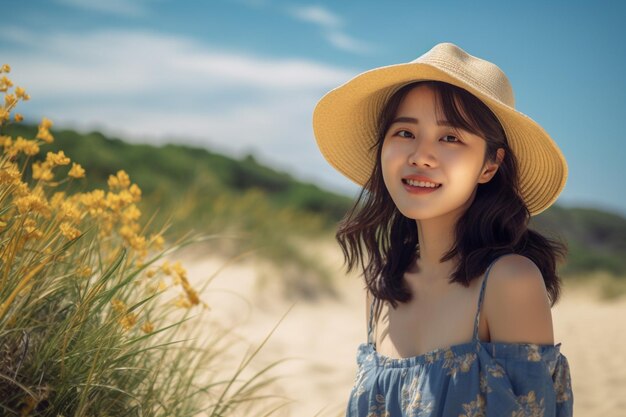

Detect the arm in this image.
[478,255,572,417]
[484,254,555,345]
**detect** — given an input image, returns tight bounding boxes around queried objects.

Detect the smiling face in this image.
[381,84,502,221]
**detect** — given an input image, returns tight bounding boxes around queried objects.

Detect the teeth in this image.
[405,179,440,188]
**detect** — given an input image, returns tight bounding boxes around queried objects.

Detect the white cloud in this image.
[1,28,354,96]
[286,5,342,28]
[55,0,148,17]
[325,31,374,54]
[1,27,359,195]
[283,4,374,54]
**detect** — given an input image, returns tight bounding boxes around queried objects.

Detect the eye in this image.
[442,134,461,143]
[393,130,462,144]
[396,129,414,138]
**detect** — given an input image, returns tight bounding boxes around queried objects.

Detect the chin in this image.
[395,205,438,220]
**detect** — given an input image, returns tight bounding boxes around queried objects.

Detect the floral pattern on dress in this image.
[351,364,369,399]
[510,390,545,417]
[367,394,390,417]
[347,255,574,417]
[485,361,506,378]
[552,357,573,403]
[526,344,542,362]
[400,374,435,414]
[443,350,477,377]
[458,392,486,417]
[479,370,492,394]
[346,342,574,417]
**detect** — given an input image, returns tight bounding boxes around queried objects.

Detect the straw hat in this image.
[312,42,567,216]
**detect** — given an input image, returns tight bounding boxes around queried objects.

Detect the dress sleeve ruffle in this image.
[472,341,574,417]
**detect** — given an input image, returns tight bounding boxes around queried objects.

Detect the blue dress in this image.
[345,255,574,417]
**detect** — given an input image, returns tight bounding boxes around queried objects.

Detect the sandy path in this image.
[169,241,626,417]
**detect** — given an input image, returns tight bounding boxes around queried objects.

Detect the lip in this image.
[402,181,441,194]
[402,174,441,185]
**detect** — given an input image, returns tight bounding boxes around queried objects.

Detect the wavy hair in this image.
[335,80,567,317]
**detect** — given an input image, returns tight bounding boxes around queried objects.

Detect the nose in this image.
[407,135,438,167]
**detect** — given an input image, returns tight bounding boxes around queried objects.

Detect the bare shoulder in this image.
[483,254,555,345]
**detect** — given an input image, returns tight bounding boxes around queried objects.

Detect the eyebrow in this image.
[390,116,456,127]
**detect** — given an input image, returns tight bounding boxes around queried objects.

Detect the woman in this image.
[312,42,574,416]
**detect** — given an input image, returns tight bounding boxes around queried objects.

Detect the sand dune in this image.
[173,240,626,417]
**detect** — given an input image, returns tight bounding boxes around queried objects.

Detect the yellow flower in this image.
[119,313,137,331]
[0,162,20,185]
[148,279,167,292]
[14,113,23,122]
[78,266,92,278]
[14,194,51,217]
[107,170,131,190]
[182,282,201,306]
[32,161,54,181]
[14,86,26,98]
[122,204,141,222]
[22,218,43,241]
[36,117,54,143]
[111,299,126,313]
[129,184,142,202]
[5,93,17,107]
[12,136,40,156]
[105,191,123,212]
[36,127,53,143]
[14,181,30,197]
[23,217,38,234]
[118,224,138,240]
[40,117,53,129]
[79,189,107,214]
[160,261,172,275]
[68,162,85,179]
[117,189,134,205]
[0,75,13,92]
[174,296,192,309]
[45,150,70,167]
[1,64,10,73]
[61,201,81,221]
[50,191,66,209]
[59,222,81,240]
[173,261,186,279]
[128,234,146,252]
[150,234,165,250]
[172,262,204,307]
[141,321,154,333]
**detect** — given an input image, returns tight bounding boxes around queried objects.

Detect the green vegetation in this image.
[4,123,353,300]
[0,72,296,416]
[4,123,625,299]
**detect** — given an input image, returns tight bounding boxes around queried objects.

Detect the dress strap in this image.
[367,295,378,346]
[472,254,514,341]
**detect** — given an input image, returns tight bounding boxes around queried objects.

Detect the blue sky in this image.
[2,0,625,216]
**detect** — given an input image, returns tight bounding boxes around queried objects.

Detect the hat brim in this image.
[312,62,568,216]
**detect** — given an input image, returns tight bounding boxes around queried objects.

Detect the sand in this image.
[167,240,626,417]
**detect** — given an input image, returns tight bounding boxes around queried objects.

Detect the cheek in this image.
[381,139,402,166]
[444,154,484,186]
[380,142,397,184]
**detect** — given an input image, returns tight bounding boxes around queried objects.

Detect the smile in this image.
[402,178,441,188]
[402,179,442,194]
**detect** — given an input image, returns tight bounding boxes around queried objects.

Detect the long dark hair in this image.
[336,80,567,317]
